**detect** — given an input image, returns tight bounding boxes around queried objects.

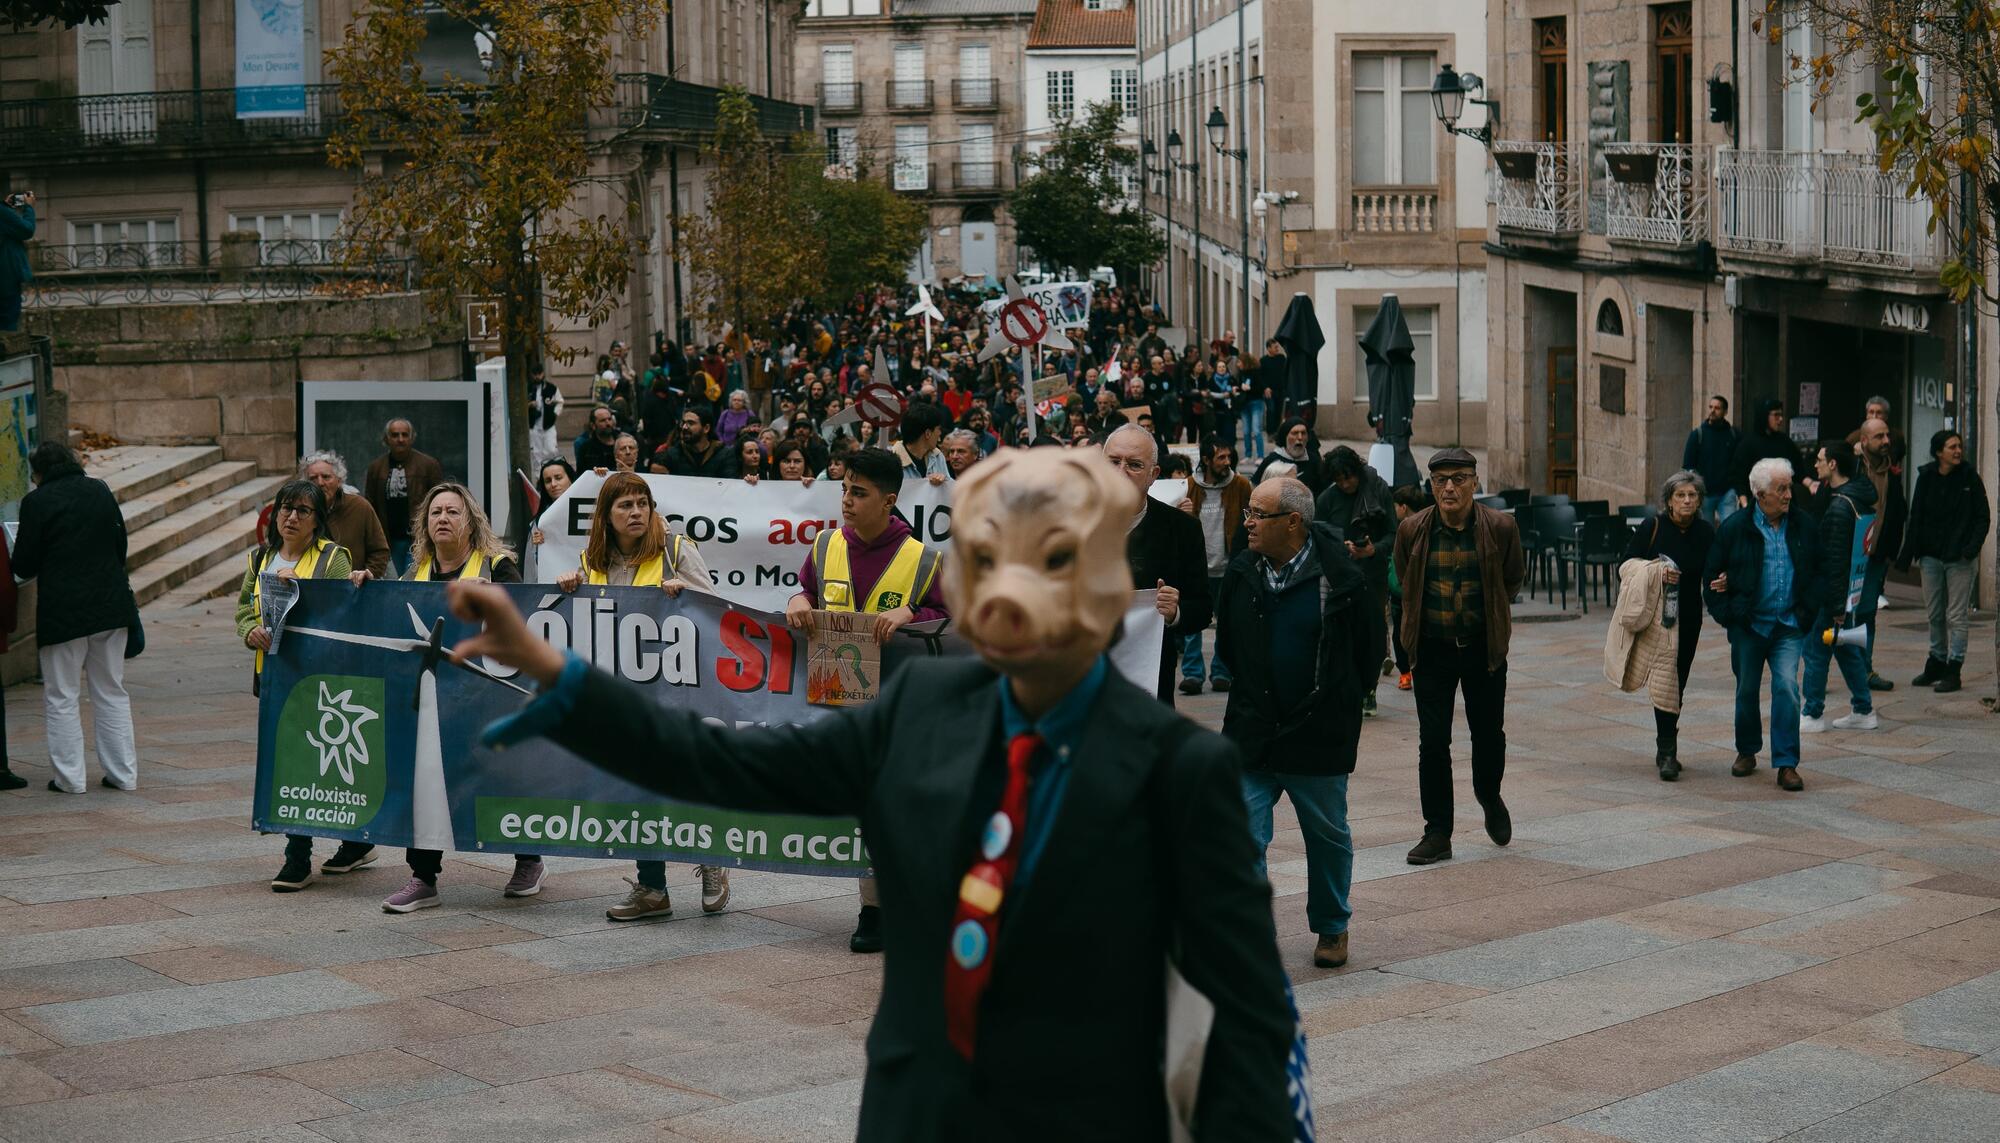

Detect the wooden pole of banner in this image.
[1019,343,1036,443]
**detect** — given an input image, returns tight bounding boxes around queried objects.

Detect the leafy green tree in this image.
[1010,101,1163,279]
[679,91,825,340]
[4,0,112,30]
[327,0,665,480]
[797,160,928,310]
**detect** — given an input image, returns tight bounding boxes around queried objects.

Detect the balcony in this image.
[1600,142,1708,249]
[1351,188,1438,234]
[952,78,999,110]
[950,161,1005,195]
[887,79,934,113]
[1491,141,1584,236]
[1713,149,1948,277]
[616,74,814,141]
[0,85,341,160]
[818,81,863,115]
[23,238,413,309]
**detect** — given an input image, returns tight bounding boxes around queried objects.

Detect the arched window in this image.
[1596,298,1624,336]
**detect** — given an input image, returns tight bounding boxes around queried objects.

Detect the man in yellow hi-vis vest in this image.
[785,447,947,953]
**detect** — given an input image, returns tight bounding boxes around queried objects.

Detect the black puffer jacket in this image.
[1899,460,1991,567]
[1810,477,1877,624]
[12,463,140,647]
[1215,522,1380,775]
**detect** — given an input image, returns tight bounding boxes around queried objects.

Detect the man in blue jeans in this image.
[1800,442,1877,732]
[1216,477,1379,968]
[1704,456,1818,792]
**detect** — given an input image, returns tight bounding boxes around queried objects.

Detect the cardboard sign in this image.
[1031,376,1073,404]
[1119,404,1153,423]
[806,610,881,707]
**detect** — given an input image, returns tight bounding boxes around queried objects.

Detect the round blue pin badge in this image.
[951,919,988,970]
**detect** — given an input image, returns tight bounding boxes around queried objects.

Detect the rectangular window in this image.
[227,210,343,258]
[1110,68,1139,116]
[959,123,996,190]
[1047,69,1075,120]
[1353,305,1438,400]
[959,42,990,80]
[805,0,881,16]
[1535,18,1568,143]
[1654,3,1694,143]
[825,126,857,171]
[893,42,926,108]
[67,216,179,265]
[894,124,929,190]
[821,45,856,109]
[1352,53,1435,186]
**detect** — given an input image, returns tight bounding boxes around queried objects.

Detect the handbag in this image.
[125,614,144,659]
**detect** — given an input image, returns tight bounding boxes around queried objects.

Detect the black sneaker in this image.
[321,843,378,875]
[0,769,26,790]
[1483,798,1513,846]
[1867,672,1895,692]
[849,904,883,954]
[271,855,314,892]
[1178,677,1203,696]
[1361,692,1378,718]
[1210,677,1232,693]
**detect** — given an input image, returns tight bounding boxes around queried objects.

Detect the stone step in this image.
[119,461,264,533]
[130,506,268,609]
[126,476,287,576]
[85,445,226,503]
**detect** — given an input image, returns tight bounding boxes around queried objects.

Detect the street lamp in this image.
[1430,63,1497,147]
[1166,128,1202,348]
[1205,106,1250,348]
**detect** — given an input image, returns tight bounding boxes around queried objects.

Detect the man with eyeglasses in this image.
[1105,424,1211,705]
[1215,476,1376,967]
[1390,449,1524,865]
[654,405,733,477]
[1178,437,1252,694]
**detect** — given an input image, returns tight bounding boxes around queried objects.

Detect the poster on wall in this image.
[236,0,309,118]
[0,354,39,524]
[297,379,511,537]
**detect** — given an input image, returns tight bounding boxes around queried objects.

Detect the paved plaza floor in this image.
[2,592,1999,1142]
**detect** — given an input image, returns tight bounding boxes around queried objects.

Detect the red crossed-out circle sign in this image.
[998,296,1050,347]
[854,382,908,428]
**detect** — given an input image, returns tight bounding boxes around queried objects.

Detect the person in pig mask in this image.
[441,447,1296,1139]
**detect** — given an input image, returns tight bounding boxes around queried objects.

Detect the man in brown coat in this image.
[1391,448,1525,866]
[364,418,445,574]
[301,451,390,580]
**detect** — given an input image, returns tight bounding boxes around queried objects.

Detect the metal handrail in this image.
[0,85,343,152]
[887,79,934,111]
[23,239,413,308]
[952,78,998,108]
[1601,142,1708,247]
[614,73,814,140]
[817,81,863,114]
[953,161,1002,192]
[1492,140,1584,234]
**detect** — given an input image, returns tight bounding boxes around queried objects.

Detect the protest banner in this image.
[254,582,1163,876]
[530,473,953,609]
[978,280,1093,331]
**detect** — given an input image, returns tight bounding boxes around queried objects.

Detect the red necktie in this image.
[943,730,1043,1061]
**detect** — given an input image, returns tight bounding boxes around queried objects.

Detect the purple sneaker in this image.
[382,877,439,913]
[503,858,547,898]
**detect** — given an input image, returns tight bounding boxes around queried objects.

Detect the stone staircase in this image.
[87,445,286,610]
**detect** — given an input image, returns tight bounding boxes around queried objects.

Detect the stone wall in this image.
[38,293,466,473]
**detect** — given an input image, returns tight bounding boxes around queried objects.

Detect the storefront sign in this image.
[1882,301,1931,334]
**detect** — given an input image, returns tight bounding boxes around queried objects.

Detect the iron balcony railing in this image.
[615,73,813,140]
[0,85,343,155]
[891,162,935,193]
[887,78,933,112]
[952,78,998,109]
[1600,142,1708,247]
[817,81,863,115]
[1491,141,1585,234]
[1712,149,1950,273]
[23,238,414,309]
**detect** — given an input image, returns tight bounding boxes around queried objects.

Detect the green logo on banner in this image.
[271,676,387,829]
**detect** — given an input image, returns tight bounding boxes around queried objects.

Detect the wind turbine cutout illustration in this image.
[288,602,530,852]
[977,276,1071,438]
[906,283,944,354]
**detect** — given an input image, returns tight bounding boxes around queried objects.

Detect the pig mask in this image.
[944,448,1138,677]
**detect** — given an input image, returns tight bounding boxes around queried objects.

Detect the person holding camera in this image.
[1,190,35,333]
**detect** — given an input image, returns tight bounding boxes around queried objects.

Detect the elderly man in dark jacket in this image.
[12,442,141,793]
[1218,476,1378,970]
[1316,445,1396,714]
[1704,455,1818,792]
[1104,424,1212,704]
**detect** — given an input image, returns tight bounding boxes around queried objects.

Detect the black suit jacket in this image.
[546,657,1294,1141]
[1126,496,1214,703]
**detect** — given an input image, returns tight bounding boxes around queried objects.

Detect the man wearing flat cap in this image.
[1389,448,1525,866]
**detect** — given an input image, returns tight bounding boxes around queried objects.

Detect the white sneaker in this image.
[1799,714,1827,734]
[1832,711,1879,730]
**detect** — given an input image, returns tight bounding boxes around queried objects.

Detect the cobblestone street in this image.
[2,594,1999,1142]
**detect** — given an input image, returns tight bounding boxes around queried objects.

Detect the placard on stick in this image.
[806,610,881,707]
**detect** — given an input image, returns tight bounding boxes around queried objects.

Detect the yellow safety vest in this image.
[811,528,940,613]
[249,538,339,677]
[412,550,486,582]
[582,535,683,587]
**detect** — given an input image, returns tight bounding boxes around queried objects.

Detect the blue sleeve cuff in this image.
[481,650,591,748]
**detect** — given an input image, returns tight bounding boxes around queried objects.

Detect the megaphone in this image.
[1821,624,1869,648]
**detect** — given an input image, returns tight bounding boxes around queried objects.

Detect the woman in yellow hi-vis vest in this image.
[554,471,730,919]
[234,480,366,893]
[358,483,550,913]
[784,448,949,954]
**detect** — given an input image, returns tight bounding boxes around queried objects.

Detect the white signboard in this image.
[979,280,1094,331]
[236,0,309,118]
[532,473,953,610]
